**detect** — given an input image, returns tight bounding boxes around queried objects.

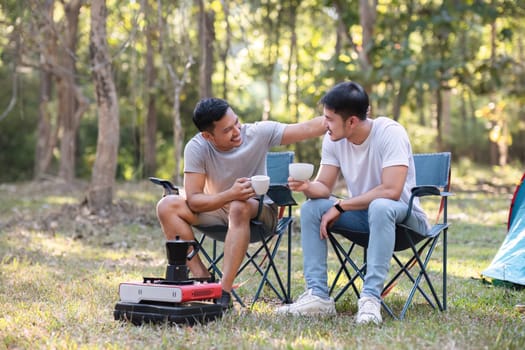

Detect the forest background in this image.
[0,0,524,211]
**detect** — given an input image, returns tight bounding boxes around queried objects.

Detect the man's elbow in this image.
[385,188,403,201]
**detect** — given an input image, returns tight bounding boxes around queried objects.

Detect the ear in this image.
[201,131,213,141]
[348,115,359,127]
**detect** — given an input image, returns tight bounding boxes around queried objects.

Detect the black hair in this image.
[319,81,369,120]
[192,98,231,132]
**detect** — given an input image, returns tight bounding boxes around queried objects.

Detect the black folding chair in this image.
[328,152,452,319]
[193,151,296,307]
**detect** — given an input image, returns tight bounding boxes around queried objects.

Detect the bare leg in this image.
[220,199,259,292]
[156,195,210,278]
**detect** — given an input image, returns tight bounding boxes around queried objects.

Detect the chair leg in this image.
[235,242,283,298]
[388,254,432,306]
[329,231,447,320]
[252,233,288,304]
[383,243,436,305]
[397,235,444,319]
[328,249,350,297]
[328,234,365,302]
[194,216,295,307]
[197,234,246,307]
[328,234,400,319]
[198,237,224,279]
[286,216,293,303]
[443,228,447,311]
[329,241,354,296]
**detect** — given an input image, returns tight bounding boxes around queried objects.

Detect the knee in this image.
[156,195,185,220]
[229,200,252,221]
[300,198,332,223]
[368,198,395,220]
[300,199,321,217]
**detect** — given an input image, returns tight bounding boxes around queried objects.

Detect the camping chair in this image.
[327,152,452,320]
[193,151,296,307]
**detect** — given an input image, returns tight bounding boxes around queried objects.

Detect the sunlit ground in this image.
[0,168,524,349]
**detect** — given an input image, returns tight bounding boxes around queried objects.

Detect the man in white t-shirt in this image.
[156,97,326,310]
[277,81,430,324]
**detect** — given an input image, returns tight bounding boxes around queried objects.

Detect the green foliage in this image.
[0,71,39,182]
[1,0,525,183]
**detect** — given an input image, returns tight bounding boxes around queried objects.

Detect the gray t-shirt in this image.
[184,121,286,195]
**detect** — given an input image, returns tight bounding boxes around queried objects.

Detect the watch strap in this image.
[334,201,345,213]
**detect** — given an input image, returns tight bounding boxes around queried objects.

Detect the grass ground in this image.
[0,164,524,349]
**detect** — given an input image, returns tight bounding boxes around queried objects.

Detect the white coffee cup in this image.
[289,163,314,181]
[251,175,270,195]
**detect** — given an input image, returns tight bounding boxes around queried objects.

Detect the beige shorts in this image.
[194,202,278,243]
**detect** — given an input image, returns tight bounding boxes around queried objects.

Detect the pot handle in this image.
[186,240,200,260]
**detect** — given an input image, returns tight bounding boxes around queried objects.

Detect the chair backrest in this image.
[413,152,451,190]
[413,152,451,224]
[267,151,294,185]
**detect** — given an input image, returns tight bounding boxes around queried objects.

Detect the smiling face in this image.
[201,107,242,151]
[323,107,348,142]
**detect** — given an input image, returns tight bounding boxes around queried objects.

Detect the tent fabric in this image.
[508,173,525,230]
[482,173,525,286]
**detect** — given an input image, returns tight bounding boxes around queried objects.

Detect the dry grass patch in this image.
[1,170,524,349]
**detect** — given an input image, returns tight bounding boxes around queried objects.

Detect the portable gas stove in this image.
[114,237,223,326]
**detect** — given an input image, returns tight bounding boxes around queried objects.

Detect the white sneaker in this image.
[356,296,382,324]
[276,289,336,316]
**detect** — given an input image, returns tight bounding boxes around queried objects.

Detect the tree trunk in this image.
[284,1,297,112]
[333,0,376,92]
[57,0,84,183]
[417,83,426,126]
[143,0,157,177]
[487,17,508,166]
[435,89,443,150]
[87,0,120,211]
[29,0,88,182]
[392,80,408,121]
[173,84,184,184]
[220,0,231,100]
[442,88,451,143]
[198,0,214,99]
[489,124,498,165]
[263,78,271,121]
[158,1,193,184]
[498,120,509,166]
[165,61,192,184]
[34,0,55,179]
[358,0,376,92]
[261,2,283,121]
[35,56,55,179]
[56,78,77,182]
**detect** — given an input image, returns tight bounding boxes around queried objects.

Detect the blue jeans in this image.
[300,198,429,300]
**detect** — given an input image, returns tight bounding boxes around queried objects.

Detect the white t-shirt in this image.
[184,121,286,195]
[321,117,429,227]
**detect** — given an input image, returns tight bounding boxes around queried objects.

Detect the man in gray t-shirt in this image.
[156,97,326,310]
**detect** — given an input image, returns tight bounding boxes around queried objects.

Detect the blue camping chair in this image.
[194,151,296,306]
[327,152,452,319]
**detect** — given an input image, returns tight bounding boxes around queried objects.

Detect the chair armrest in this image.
[411,185,441,197]
[149,177,180,196]
[401,185,451,224]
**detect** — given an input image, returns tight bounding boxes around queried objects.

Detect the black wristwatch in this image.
[334,200,345,214]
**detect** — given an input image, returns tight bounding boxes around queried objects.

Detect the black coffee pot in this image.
[165,236,199,282]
